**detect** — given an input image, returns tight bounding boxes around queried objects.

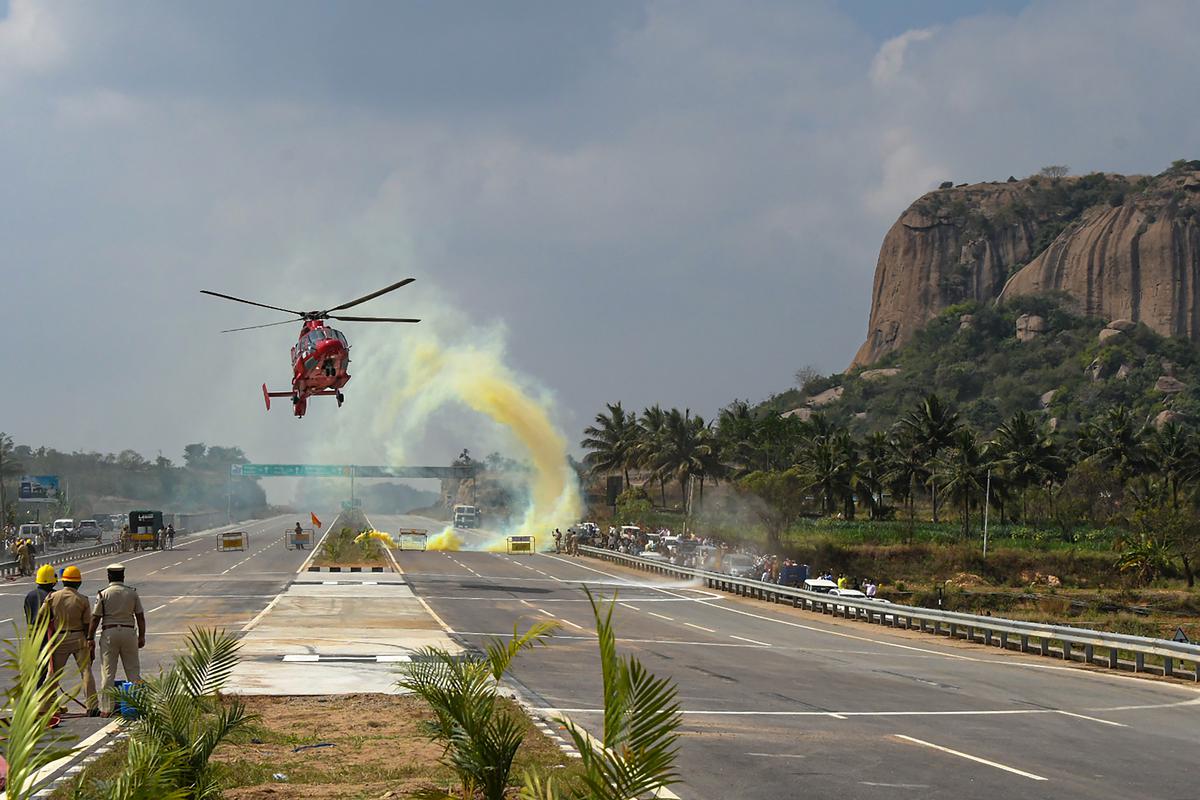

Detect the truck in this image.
[452,504,479,529]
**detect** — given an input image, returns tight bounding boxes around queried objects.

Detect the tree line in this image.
[581,396,1200,584]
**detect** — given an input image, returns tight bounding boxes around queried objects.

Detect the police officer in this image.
[86,564,146,716]
[47,565,99,715]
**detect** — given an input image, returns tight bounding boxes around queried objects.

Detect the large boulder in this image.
[1015,314,1048,342]
[782,407,813,421]
[1107,318,1137,332]
[806,386,844,407]
[1155,410,1187,429]
[1098,328,1123,343]
[860,367,901,382]
[1039,389,1057,409]
[1156,376,1187,394]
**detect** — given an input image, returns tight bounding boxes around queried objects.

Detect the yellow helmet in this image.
[36,564,57,585]
[62,565,82,582]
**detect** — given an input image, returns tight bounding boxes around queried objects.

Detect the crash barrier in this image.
[579,545,1200,682]
[397,529,428,551]
[218,531,248,552]
[285,527,313,550]
[507,535,535,554]
[0,541,120,578]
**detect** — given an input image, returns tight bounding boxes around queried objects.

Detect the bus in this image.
[452,504,479,529]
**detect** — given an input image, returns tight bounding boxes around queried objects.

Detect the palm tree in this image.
[1080,406,1149,480]
[797,425,857,518]
[0,432,23,527]
[636,405,670,506]
[989,410,1064,522]
[581,403,640,489]
[898,394,961,522]
[934,427,989,539]
[858,431,892,520]
[885,427,928,541]
[649,409,715,515]
[1148,422,1200,509]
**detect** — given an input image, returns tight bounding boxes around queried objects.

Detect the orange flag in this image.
[310,512,322,529]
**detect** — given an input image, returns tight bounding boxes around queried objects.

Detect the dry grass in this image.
[53,694,577,800]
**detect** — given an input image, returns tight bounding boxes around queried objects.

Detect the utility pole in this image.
[982,469,992,558]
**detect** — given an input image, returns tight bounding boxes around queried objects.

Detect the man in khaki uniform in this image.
[86,564,146,716]
[47,565,99,715]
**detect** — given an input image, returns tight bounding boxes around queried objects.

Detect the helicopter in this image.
[200,279,420,418]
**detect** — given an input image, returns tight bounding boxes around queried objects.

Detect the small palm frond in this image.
[78,738,189,800]
[483,619,558,681]
[174,628,241,697]
[2,616,75,800]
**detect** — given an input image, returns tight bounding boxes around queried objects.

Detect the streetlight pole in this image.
[982,469,992,558]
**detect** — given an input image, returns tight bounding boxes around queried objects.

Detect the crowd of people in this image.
[556,521,883,596]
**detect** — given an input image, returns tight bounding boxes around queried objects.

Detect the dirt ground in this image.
[214,694,572,799]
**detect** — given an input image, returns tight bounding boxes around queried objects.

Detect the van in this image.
[51,519,75,542]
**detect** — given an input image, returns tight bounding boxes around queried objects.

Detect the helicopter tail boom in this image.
[263,384,292,411]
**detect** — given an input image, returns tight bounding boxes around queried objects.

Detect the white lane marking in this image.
[1054,710,1126,727]
[456,632,780,647]
[557,618,586,631]
[620,603,641,611]
[892,734,1047,781]
[537,707,1129,724]
[536,608,555,617]
[860,782,931,789]
[684,622,715,633]
[147,604,167,613]
[648,612,674,622]
[747,753,806,759]
[385,546,456,634]
[730,635,771,647]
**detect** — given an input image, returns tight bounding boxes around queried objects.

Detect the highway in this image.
[370,515,1200,800]
[3,514,326,746]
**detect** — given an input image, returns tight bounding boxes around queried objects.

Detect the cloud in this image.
[0,0,66,81]
[2,0,1200,486]
[870,27,936,88]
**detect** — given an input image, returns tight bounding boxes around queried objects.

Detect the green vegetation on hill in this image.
[765,294,1200,436]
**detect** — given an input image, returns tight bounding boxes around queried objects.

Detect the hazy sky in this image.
[3,0,1199,490]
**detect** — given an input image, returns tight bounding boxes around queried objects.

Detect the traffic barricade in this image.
[397,529,428,551]
[218,531,248,551]
[285,527,313,550]
[506,535,535,554]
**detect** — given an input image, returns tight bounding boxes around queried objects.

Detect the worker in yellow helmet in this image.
[47,565,99,715]
[22,564,58,695]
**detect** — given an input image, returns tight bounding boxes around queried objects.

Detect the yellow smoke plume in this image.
[362,323,580,551]
[354,529,398,549]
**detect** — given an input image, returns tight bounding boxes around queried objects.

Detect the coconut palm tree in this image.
[934,427,990,539]
[1148,422,1200,509]
[649,409,716,515]
[797,426,858,518]
[1079,405,1149,480]
[858,431,892,520]
[581,403,640,489]
[989,410,1064,522]
[885,427,928,541]
[898,394,961,522]
[636,405,670,506]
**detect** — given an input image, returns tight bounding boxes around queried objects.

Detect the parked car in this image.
[75,520,103,542]
[723,554,758,579]
[802,578,838,594]
[51,519,76,543]
[828,588,867,600]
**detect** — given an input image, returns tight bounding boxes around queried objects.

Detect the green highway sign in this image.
[231,464,351,478]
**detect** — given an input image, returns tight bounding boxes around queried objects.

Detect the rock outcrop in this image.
[853,166,1200,365]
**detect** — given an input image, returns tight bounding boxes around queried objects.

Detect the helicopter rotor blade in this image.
[327,315,421,323]
[201,290,303,316]
[219,319,301,333]
[323,278,415,314]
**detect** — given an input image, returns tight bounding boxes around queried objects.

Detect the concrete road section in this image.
[386,538,1200,800]
[4,513,328,761]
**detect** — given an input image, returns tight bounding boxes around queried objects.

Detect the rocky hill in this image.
[853,161,1200,366]
[771,295,1200,436]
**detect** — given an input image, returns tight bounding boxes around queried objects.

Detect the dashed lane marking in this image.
[648,612,674,622]
[730,635,771,647]
[684,622,715,633]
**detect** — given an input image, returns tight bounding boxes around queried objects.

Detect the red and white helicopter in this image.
[201,279,419,418]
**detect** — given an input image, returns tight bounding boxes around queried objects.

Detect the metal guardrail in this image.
[579,545,1200,681]
[0,541,120,578]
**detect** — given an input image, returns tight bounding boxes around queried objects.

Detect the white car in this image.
[828,588,867,600]
[802,578,838,593]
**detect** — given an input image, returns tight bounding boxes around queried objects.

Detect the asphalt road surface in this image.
[375,524,1200,800]
[3,513,330,750]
